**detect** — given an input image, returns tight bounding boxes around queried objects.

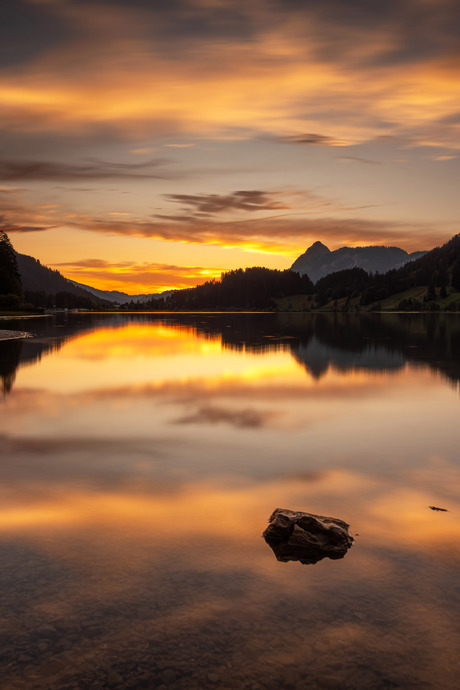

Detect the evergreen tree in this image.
[426,283,436,301]
[452,260,460,292]
[0,231,23,300]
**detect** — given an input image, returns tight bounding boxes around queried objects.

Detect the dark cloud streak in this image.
[0,0,72,68]
[339,156,381,165]
[280,134,339,146]
[53,258,211,274]
[68,214,444,254]
[163,190,290,216]
[0,159,176,182]
[172,405,277,429]
[0,215,53,234]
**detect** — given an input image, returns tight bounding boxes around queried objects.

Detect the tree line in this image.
[311,234,460,310]
[4,230,460,313]
[124,235,460,312]
[122,267,315,311]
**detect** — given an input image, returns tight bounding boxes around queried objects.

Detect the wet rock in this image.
[262,508,353,565]
[0,330,33,341]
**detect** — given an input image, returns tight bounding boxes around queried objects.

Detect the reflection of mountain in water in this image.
[176,312,460,385]
[2,312,460,395]
[292,337,406,379]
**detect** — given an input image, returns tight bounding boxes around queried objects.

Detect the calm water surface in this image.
[1,312,460,689]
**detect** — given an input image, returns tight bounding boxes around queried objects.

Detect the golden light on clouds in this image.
[51,258,224,293]
[0,0,459,149]
[3,0,460,291]
[2,41,459,147]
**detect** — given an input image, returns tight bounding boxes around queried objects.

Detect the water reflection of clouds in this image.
[2,369,458,491]
[62,324,220,361]
[1,471,460,687]
[2,316,460,687]
[172,404,279,428]
[1,467,459,556]
[16,341,296,394]
[3,366,440,425]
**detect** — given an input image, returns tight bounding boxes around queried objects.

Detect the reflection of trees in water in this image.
[0,314,102,396]
[0,313,147,396]
[160,312,460,385]
[3,312,460,396]
[0,339,22,395]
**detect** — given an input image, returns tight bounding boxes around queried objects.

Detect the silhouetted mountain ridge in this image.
[15,252,166,306]
[68,281,170,304]
[16,252,109,304]
[291,242,426,282]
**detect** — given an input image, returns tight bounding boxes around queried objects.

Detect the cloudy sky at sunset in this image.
[2,0,460,293]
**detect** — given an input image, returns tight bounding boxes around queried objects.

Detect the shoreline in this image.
[0,329,34,341]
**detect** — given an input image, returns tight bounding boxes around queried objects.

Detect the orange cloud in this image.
[51,258,224,293]
[68,214,445,255]
[1,1,459,149]
[3,0,460,293]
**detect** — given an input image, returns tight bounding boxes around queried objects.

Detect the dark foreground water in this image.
[1,312,460,690]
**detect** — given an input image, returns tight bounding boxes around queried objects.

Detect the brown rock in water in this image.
[263,508,353,565]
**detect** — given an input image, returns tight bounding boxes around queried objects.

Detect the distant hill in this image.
[69,281,170,304]
[16,252,168,306]
[291,241,426,282]
[16,252,110,304]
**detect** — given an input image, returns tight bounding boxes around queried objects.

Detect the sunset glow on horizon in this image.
[3,0,460,293]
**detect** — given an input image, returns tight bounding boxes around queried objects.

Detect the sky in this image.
[1,0,460,294]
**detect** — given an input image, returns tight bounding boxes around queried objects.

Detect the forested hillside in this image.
[16,252,113,309]
[310,234,460,310]
[360,234,460,307]
[139,267,314,311]
[8,233,460,313]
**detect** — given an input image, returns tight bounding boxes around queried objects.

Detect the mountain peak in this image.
[305,241,330,257]
[291,242,426,282]
[291,241,331,273]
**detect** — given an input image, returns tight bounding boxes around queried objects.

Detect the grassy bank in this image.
[276,287,460,312]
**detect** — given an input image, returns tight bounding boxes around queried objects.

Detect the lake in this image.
[1,312,460,690]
